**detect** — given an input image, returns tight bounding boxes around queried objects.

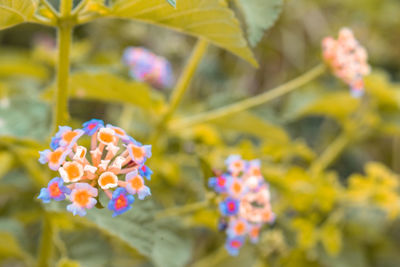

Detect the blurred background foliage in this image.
[1,0,400,266]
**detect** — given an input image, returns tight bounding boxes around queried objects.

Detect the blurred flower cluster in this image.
[122,47,173,89]
[208,155,275,255]
[38,119,153,217]
[322,28,370,97]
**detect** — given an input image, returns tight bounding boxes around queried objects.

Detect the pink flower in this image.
[322,27,370,97]
[67,183,98,216]
[38,120,153,217]
[125,170,151,200]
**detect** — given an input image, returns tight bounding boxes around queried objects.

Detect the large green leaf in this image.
[0,218,30,262]
[294,92,360,124]
[0,50,49,81]
[0,96,50,140]
[48,200,192,267]
[0,0,37,30]
[211,111,289,143]
[166,0,176,8]
[43,71,166,113]
[235,0,283,47]
[110,0,258,66]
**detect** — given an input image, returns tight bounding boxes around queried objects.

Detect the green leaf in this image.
[0,96,50,140]
[110,0,258,66]
[0,0,37,30]
[294,92,360,124]
[166,0,176,8]
[0,219,28,261]
[320,223,342,256]
[0,55,49,81]
[56,258,81,267]
[0,152,14,179]
[48,200,192,267]
[43,71,166,114]
[235,0,283,47]
[212,111,289,143]
[61,229,114,267]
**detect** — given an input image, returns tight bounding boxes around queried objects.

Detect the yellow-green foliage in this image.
[1,0,400,267]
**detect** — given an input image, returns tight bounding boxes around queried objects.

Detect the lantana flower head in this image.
[209,155,275,256]
[322,27,371,97]
[38,119,153,217]
[122,47,173,89]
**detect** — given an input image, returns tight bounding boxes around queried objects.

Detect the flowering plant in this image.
[209,155,275,255]
[38,119,152,217]
[322,28,370,97]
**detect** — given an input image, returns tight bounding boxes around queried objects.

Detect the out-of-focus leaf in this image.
[346,162,400,219]
[180,124,222,146]
[0,0,36,30]
[61,229,113,267]
[152,229,191,267]
[43,71,166,114]
[294,92,360,124]
[0,56,49,81]
[213,111,289,143]
[57,258,81,267]
[0,232,23,258]
[320,223,342,256]
[47,200,192,267]
[110,0,258,66]
[0,97,50,140]
[83,0,109,16]
[166,0,176,8]
[0,219,27,260]
[0,152,14,179]
[364,71,400,110]
[235,0,283,47]
[292,218,318,250]
[262,139,315,162]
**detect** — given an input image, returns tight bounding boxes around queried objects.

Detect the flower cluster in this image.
[208,155,275,255]
[322,28,370,97]
[38,119,153,217]
[122,47,173,89]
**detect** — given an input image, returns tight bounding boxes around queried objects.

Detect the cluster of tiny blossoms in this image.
[38,119,153,217]
[208,155,275,255]
[322,28,370,97]
[122,47,173,89]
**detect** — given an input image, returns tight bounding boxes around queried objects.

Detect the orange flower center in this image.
[63,131,78,143]
[234,161,242,168]
[130,176,143,190]
[250,227,259,238]
[65,163,81,179]
[232,182,242,193]
[235,222,245,235]
[100,174,116,187]
[251,169,261,176]
[114,128,125,136]
[74,190,90,206]
[49,150,63,164]
[131,146,144,158]
[99,131,114,143]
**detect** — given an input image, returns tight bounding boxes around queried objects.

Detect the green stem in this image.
[36,214,54,267]
[309,132,349,175]
[52,0,73,133]
[169,64,326,130]
[150,39,208,142]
